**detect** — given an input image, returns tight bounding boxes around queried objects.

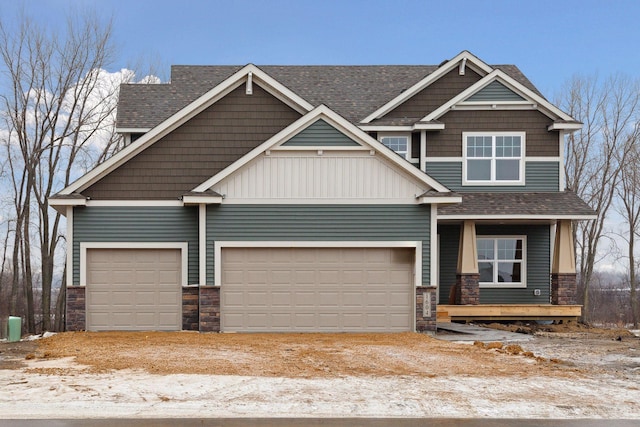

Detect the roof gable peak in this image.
[360,51,494,124]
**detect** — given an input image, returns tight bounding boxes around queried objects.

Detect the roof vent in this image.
[459,58,467,76]
[246,71,253,95]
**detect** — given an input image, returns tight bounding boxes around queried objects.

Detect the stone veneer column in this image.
[552,273,577,305]
[456,273,480,305]
[416,287,437,332]
[182,287,199,330]
[66,286,86,331]
[199,286,220,332]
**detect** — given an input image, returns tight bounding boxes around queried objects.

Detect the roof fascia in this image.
[439,214,598,220]
[422,69,575,123]
[115,127,151,134]
[360,51,493,124]
[417,196,463,204]
[58,64,314,195]
[193,105,451,193]
[358,123,446,131]
[548,122,583,131]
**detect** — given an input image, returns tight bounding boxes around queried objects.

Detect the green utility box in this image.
[7,316,21,342]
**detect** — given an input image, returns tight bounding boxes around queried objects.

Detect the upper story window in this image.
[380,136,409,160]
[463,132,525,185]
[477,236,526,288]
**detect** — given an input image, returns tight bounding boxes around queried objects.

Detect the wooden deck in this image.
[436,304,582,323]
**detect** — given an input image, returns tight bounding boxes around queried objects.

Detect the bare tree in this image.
[0,10,122,331]
[560,74,640,323]
[616,125,640,327]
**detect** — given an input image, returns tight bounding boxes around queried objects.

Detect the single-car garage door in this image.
[221,247,414,332]
[86,248,182,331]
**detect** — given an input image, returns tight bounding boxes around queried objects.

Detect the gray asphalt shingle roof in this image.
[438,192,596,217]
[117,64,541,129]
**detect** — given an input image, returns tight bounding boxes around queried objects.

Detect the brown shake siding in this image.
[383,68,482,119]
[83,85,301,199]
[426,110,560,157]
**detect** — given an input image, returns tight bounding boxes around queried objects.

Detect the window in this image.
[463,132,524,185]
[477,236,526,288]
[380,136,409,159]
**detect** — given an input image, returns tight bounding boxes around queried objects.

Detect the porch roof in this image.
[437,191,596,220]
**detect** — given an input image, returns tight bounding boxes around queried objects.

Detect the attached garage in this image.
[85,248,183,331]
[220,246,416,332]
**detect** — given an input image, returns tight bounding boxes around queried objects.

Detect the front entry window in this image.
[477,236,526,288]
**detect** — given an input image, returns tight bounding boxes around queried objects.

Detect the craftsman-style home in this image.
[50,51,595,332]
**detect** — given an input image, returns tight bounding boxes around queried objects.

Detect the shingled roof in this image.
[438,192,596,218]
[117,64,541,129]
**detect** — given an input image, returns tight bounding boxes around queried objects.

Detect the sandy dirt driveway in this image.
[1,330,639,419]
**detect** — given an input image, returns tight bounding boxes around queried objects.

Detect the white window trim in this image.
[214,241,422,288]
[477,235,527,289]
[79,242,189,287]
[462,131,526,186]
[379,133,414,161]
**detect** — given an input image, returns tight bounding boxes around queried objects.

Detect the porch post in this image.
[551,219,577,305]
[456,220,480,305]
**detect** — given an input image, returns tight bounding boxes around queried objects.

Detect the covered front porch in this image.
[434,191,597,323]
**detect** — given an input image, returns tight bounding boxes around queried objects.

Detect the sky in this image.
[1,0,639,98]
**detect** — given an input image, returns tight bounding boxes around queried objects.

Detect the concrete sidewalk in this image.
[436,322,533,342]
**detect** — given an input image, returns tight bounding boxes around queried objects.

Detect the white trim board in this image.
[79,242,189,287]
[213,241,423,288]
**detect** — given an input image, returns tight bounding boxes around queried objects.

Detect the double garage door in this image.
[221,247,415,332]
[85,246,415,332]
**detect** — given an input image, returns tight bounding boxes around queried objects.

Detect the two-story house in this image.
[50,51,595,332]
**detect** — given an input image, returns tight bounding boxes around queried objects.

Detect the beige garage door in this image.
[221,247,414,332]
[86,248,182,331]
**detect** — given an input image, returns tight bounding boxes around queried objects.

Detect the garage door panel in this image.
[294,291,316,306]
[271,313,292,327]
[342,270,364,284]
[271,270,293,284]
[271,291,292,306]
[318,313,340,327]
[292,313,316,328]
[318,270,339,283]
[366,270,389,284]
[246,291,269,307]
[223,270,244,285]
[317,291,339,306]
[86,248,181,331]
[221,247,414,332]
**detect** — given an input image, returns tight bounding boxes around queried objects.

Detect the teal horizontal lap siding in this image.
[466,81,525,102]
[425,161,559,192]
[206,204,430,286]
[438,224,551,304]
[282,119,359,146]
[438,225,460,304]
[73,206,199,286]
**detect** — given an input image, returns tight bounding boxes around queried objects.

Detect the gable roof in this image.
[193,104,452,195]
[59,65,313,196]
[117,58,543,129]
[421,69,575,123]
